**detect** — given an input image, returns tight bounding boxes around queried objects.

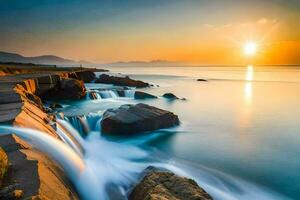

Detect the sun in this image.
[244,42,257,56]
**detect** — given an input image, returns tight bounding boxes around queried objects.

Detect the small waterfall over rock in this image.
[86,89,135,100]
[64,113,102,136]
[124,90,135,98]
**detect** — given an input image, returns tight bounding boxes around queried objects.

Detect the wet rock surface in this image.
[95,74,150,88]
[49,103,63,109]
[0,135,79,200]
[162,93,179,100]
[197,78,208,82]
[134,91,157,99]
[129,166,213,200]
[69,70,96,83]
[40,78,86,100]
[0,147,8,187]
[101,103,179,135]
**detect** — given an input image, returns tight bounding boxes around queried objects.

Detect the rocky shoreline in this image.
[0,63,213,199]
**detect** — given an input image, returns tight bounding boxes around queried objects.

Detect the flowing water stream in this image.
[0,65,299,199]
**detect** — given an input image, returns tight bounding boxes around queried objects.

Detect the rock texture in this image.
[0,134,79,200]
[0,63,102,123]
[197,79,207,82]
[101,103,179,135]
[134,91,157,100]
[162,93,179,100]
[40,78,86,100]
[0,64,100,199]
[129,167,213,200]
[95,74,150,88]
[0,147,8,187]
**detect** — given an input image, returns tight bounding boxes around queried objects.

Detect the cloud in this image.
[203,23,214,28]
[257,18,268,24]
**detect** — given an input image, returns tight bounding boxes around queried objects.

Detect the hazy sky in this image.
[0,0,299,64]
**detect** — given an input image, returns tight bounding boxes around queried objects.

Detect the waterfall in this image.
[64,113,102,135]
[0,126,85,181]
[86,89,135,100]
[99,90,113,99]
[0,121,290,200]
[124,89,135,98]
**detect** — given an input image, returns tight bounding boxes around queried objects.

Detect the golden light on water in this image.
[246,65,253,81]
[245,65,253,105]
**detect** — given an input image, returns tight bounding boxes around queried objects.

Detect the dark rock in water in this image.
[95,74,149,88]
[41,78,86,100]
[72,71,96,83]
[116,89,125,97]
[101,103,179,135]
[49,103,63,109]
[197,78,207,82]
[88,91,99,99]
[129,166,213,200]
[162,93,179,100]
[134,91,157,100]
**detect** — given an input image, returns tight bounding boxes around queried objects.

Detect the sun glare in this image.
[244,42,257,56]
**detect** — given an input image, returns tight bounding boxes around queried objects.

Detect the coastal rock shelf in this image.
[101,103,180,135]
[0,63,102,199]
[0,134,79,200]
[0,63,213,200]
[0,64,101,123]
[95,74,150,88]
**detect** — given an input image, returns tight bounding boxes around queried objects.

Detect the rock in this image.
[0,147,8,186]
[197,78,207,82]
[41,78,86,100]
[95,74,149,88]
[14,190,23,199]
[116,90,125,97]
[67,71,96,83]
[101,103,179,135]
[88,91,99,100]
[49,103,63,109]
[129,166,213,200]
[0,135,79,200]
[162,93,179,100]
[134,91,157,100]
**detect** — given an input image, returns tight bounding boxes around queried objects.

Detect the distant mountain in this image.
[108,59,180,66]
[0,51,89,65]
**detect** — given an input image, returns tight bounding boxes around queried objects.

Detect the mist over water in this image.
[1,65,299,199]
[0,120,290,200]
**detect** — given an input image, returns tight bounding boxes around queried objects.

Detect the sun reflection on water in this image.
[245,65,253,105]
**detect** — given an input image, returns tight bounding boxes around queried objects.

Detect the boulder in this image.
[101,103,179,135]
[70,71,96,83]
[49,103,63,109]
[134,91,157,100]
[95,74,149,88]
[129,166,213,200]
[41,78,86,100]
[197,78,207,82]
[116,90,125,97]
[162,93,179,100]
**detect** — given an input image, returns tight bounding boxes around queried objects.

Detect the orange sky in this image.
[1,1,299,64]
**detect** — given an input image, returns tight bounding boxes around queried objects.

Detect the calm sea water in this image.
[65,65,300,199]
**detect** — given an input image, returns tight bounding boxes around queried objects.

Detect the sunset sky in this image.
[0,0,299,64]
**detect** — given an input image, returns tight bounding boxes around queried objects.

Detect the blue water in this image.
[60,65,300,200]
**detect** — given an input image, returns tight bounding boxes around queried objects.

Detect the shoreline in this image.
[0,63,212,199]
